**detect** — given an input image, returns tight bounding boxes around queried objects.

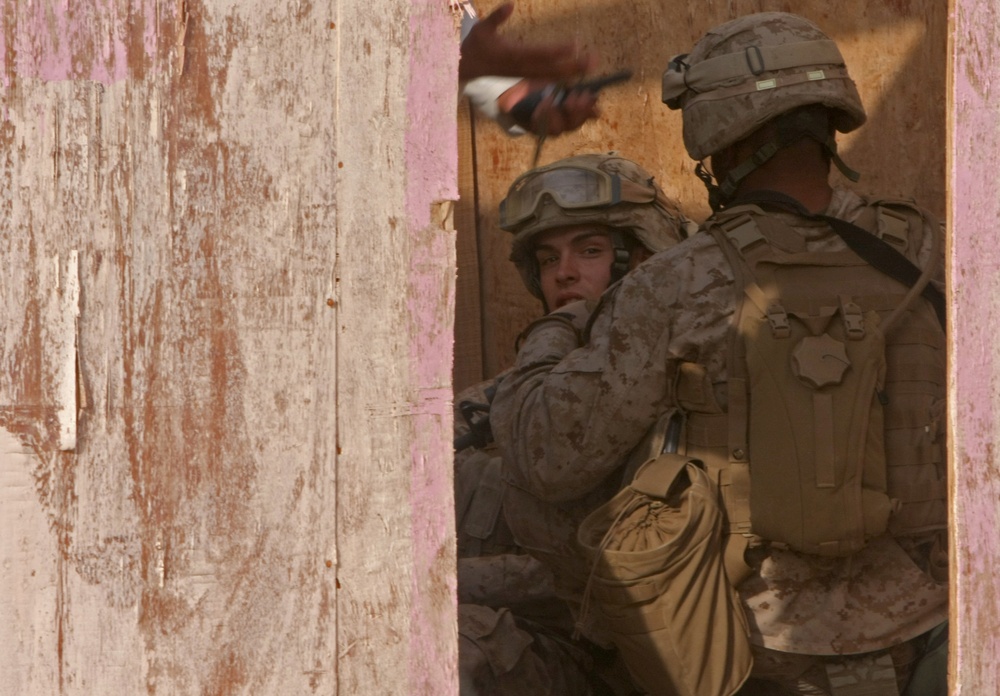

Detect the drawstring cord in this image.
[574,496,646,640]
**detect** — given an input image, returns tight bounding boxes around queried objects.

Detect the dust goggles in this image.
[499,165,656,230]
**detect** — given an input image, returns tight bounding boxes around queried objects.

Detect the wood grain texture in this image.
[1,0,458,693]
[334,0,458,693]
[949,2,1000,693]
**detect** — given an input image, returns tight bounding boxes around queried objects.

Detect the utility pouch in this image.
[576,454,752,696]
[456,447,517,558]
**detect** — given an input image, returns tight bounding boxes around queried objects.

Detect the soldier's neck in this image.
[735,148,833,214]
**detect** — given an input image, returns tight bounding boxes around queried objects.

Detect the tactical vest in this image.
[455,443,521,559]
[674,201,947,562]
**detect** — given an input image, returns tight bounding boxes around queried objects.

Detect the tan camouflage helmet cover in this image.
[662,12,867,161]
[502,153,692,297]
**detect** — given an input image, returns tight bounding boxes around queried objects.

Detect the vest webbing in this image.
[683,199,947,557]
[728,190,946,329]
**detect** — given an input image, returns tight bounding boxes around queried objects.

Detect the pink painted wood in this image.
[0,0,459,693]
[949,2,1000,694]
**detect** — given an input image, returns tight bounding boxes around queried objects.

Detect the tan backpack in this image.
[696,199,948,558]
[575,198,946,695]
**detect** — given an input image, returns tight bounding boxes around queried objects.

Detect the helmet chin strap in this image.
[695,161,726,213]
[527,259,552,313]
[700,108,861,212]
[609,230,632,284]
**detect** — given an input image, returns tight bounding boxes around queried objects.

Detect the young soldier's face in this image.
[532,225,615,310]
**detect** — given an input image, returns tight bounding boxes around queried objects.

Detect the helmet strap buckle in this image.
[696,161,726,212]
[610,231,632,283]
[714,141,781,210]
[744,46,767,75]
[829,146,861,183]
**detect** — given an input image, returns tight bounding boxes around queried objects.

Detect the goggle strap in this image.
[610,231,631,284]
[616,177,657,204]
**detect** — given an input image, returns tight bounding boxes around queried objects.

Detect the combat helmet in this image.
[662,13,866,207]
[499,152,693,300]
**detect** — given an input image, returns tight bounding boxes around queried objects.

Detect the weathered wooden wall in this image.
[2,0,998,692]
[949,2,1000,694]
[457,0,948,384]
[1,0,457,694]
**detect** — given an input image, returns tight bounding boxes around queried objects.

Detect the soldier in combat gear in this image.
[492,13,948,696]
[457,152,692,695]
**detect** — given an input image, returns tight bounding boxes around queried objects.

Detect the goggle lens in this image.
[499,167,621,229]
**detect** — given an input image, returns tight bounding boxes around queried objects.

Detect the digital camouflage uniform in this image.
[494,13,948,695]
[492,187,948,695]
[455,377,601,696]
[456,153,692,695]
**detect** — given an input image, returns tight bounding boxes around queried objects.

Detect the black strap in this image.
[727,190,946,328]
[454,382,498,451]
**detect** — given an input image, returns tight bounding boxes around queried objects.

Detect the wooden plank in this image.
[948,1,1000,692]
[334,0,458,693]
[0,0,458,693]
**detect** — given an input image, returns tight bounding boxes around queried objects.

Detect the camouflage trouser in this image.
[458,604,601,696]
[736,623,948,696]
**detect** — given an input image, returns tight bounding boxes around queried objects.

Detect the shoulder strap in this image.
[703,218,752,472]
[728,190,945,329]
[703,220,755,546]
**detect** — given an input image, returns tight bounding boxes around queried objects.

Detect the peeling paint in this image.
[950,2,1000,693]
[0,0,162,86]
[4,0,342,692]
[404,1,459,691]
[956,2,999,101]
[52,251,79,451]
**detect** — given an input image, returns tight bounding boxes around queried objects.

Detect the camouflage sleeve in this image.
[491,258,684,503]
[457,554,557,606]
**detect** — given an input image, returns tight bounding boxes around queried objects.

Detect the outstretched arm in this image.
[459,3,596,81]
[495,80,599,136]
